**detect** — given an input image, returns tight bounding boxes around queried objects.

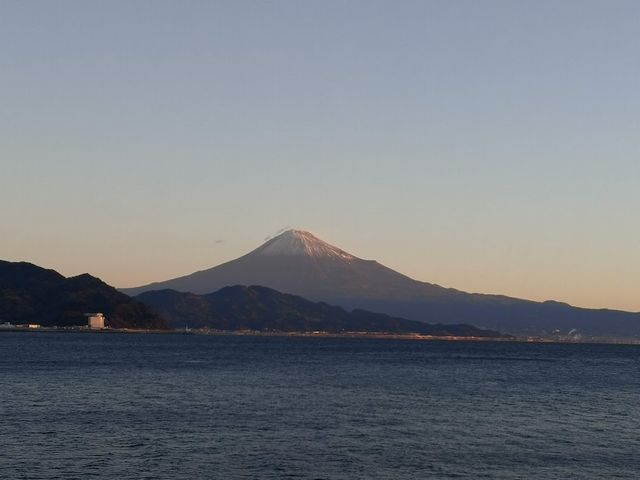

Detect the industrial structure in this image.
[85,313,105,329]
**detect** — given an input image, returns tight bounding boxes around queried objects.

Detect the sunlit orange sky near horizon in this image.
[1,1,639,312]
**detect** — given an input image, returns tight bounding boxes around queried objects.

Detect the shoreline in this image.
[1,326,639,345]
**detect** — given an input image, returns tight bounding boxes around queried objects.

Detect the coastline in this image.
[1,326,639,345]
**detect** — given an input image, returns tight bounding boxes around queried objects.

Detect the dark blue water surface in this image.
[1,332,639,479]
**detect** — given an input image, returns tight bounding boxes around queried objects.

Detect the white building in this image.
[85,313,105,329]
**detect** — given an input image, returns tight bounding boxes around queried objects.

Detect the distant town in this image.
[1,315,638,345]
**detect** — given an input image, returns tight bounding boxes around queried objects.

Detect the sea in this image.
[1,332,639,480]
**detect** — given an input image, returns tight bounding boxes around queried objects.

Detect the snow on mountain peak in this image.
[250,229,355,260]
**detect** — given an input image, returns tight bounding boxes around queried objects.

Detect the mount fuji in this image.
[122,230,444,301]
[122,230,640,336]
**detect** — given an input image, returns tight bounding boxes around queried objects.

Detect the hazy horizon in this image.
[2,1,639,312]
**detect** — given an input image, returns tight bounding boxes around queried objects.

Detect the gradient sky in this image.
[1,1,639,311]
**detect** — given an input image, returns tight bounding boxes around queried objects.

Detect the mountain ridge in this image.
[0,260,167,329]
[121,230,640,337]
[136,285,506,337]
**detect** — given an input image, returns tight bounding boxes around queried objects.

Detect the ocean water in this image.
[1,332,639,479]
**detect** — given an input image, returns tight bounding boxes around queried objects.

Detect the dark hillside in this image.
[0,261,167,329]
[137,285,505,337]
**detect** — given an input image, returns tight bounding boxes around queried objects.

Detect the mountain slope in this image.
[122,230,456,300]
[0,261,167,329]
[121,230,640,336]
[136,285,505,337]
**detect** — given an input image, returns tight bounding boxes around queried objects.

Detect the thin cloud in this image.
[264,226,291,242]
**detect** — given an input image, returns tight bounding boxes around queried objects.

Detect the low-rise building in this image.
[85,313,105,329]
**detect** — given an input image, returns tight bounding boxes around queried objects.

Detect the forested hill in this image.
[0,260,167,329]
[137,285,505,337]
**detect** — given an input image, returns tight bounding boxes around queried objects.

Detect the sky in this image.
[1,0,639,311]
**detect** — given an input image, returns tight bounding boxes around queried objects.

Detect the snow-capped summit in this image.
[249,230,355,261]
